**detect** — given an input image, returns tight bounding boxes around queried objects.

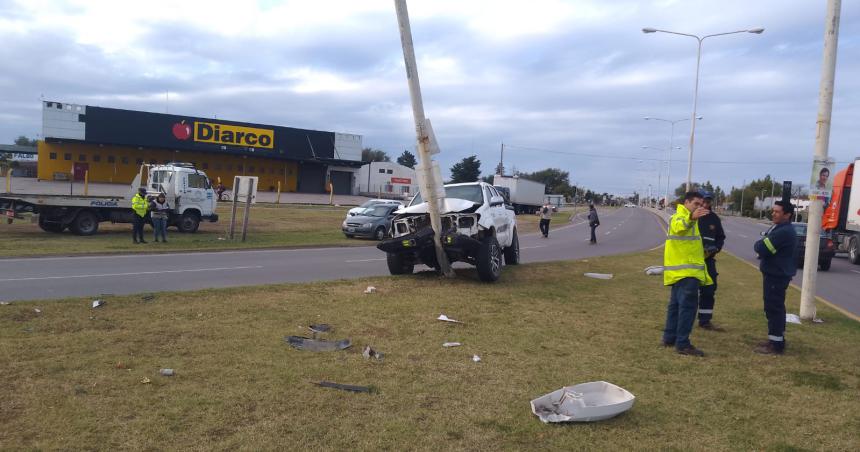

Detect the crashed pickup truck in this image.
[377,182,519,282]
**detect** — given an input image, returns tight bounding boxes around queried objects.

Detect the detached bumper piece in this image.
[377,226,481,263]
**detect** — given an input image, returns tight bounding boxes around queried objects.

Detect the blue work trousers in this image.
[763,274,790,350]
[663,277,701,349]
[698,259,718,325]
[153,217,168,241]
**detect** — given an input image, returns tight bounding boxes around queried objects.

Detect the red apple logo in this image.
[172,120,191,140]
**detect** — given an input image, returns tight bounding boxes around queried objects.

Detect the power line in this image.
[503,144,852,166]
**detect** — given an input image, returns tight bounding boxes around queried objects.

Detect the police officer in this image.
[662,191,713,357]
[697,191,726,331]
[753,200,798,355]
[131,187,149,244]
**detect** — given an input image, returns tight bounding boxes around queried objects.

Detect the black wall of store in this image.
[83,106,335,161]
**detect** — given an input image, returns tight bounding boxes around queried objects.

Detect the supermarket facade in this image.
[37,101,364,193]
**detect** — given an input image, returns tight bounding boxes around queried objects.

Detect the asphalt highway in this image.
[0,207,666,302]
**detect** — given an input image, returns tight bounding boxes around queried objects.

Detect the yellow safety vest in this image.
[663,204,713,286]
[132,193,148,217]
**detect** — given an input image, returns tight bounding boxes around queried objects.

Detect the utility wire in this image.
[503,144,852,166]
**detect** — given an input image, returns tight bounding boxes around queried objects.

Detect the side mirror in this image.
[760,231,766,236]
[490,195,504,206]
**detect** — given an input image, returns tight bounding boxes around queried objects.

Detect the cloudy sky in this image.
[2,0,859,195]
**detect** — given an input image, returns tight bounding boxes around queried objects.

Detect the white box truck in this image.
[1,163,218,235]
[493,175,546,214]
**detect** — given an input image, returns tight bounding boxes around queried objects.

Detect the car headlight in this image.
[363,223,372,228]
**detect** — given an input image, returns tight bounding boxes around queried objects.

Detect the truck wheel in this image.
[70,210,99,236]
[38,217,65,233]
[504,228,520,265]
[819,258,832,271]
[849,236,860,265]
[476,235,502,282]
[387,252,414,275]
[177,212,200,233]
[374,226,387,241]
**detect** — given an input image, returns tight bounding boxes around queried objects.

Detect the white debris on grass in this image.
[442,342,462,348]
[92,300,105,308]
[364,286,377,294]
[472,355,481,362]
[644,266,664,276]
[437,314,463,324]
[786,313,802,324]
[584,273,613,280]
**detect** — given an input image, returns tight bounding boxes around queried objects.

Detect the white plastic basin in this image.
[530,381,635,423]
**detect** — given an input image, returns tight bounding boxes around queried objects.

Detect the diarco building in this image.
[37,101,363,193]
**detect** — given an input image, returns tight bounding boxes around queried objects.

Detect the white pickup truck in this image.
[0,163,218,235]
[377,181,519,282]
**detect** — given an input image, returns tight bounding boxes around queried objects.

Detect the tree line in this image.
[361,147,613,204]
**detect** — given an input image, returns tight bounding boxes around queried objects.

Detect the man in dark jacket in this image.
[587,205,599,244]
[697,191,726,331]
[753,201,798,355]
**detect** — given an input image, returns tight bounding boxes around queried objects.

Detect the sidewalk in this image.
[1,176,371,206]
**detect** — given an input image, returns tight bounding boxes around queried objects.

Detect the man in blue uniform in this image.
[697,191,726,331]
[753,201,798,355]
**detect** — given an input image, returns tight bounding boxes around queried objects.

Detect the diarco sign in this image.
[172,120,274,149]
[391,177,412,184]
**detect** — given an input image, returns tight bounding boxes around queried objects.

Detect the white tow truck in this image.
[0,163,218,235]
[377,181,519,282]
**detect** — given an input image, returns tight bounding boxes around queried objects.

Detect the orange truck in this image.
[822,157,860,264]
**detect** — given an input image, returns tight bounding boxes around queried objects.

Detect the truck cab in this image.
[143,163,218,232]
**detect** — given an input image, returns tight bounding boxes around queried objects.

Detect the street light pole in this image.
[643,27,764,191]
[641,141,684,204]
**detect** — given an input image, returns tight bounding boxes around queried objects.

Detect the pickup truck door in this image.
[485,186,509,246]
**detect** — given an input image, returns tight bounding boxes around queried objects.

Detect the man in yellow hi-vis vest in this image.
[131,187,149,244]
[661,191,713,357]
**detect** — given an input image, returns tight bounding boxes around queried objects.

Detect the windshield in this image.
[793,224,807,235]
[410,185,483,206]
[363,206,392,217]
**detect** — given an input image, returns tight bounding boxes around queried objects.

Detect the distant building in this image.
[544,194,565,207]
[754,196,811,211]
[36,101,363,193]
[0,144,38,177]
[356,161,417,199]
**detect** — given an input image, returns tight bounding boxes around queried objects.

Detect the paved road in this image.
[0,207,665,302]
[719,215,860,317]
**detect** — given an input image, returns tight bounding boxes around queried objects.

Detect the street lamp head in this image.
[642,27,657,33]
[695,116,703,120]
[643,116,651,120]
[747,27,765,34]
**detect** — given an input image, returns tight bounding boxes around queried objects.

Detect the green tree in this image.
[14,136,37,147]
[361,148,390,162]
[449,155,482,183]
[396,150,417,169]
[520,168,571,195]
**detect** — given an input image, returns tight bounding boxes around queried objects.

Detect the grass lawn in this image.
[0,204,368,257]
[1,250,857,450]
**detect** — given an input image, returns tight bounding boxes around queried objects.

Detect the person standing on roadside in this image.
[662,192,712,357]
[539,202,553,238]
[131,187,149,244]
[150,193,171,243]
[587,204,600,244]
[697,191,726,331]
[753,201,798,355]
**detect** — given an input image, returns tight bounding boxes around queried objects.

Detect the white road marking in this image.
[739,234,748,238]
[345,258,386,263]
[852,270,860,275]
[520,245,547,250]
[605,231,612,235]
[0,266,264,282]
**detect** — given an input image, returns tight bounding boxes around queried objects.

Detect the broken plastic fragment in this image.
[315,381,372,393]
[160,368,175,377]
[786,313,802,324]
[643,266,664,276]
[309,324,332,334]
[584,273,613,279]
[364,286,377,294]
[141,294,155,302]
[472,355,481,362]
[437,314,463,323]
[285,336,351,352]
[0,301,11,306]
[442,342,462,348]
[34,308,41,314]
[92,300,105,308]
[141,377,151,384]
[531,381,635,423]
[362,345,384,361]
[813,317,824,323]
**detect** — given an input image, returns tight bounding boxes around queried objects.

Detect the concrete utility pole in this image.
[394,0,453,277]
[801,0,841,320]
[739,180,745,216]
